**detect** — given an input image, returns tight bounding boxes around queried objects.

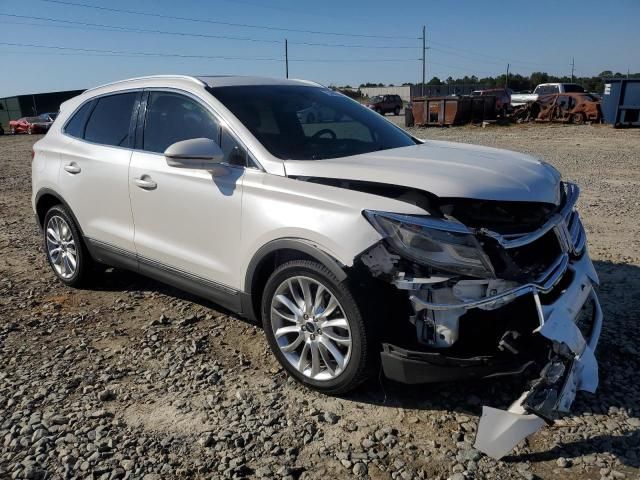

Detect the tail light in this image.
[31,150,35,161]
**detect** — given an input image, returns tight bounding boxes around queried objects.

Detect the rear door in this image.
[57,91,140,255]
[128,89,246,292]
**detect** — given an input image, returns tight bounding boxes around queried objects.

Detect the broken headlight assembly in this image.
[363,210,495,278]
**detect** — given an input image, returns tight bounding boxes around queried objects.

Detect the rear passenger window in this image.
[143,92,220,154]
[64,100,95,139]
[84,93,137,147]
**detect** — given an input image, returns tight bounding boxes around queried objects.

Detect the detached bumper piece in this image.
[474,252,602,459]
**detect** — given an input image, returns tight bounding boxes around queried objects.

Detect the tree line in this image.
[356,70,639,93]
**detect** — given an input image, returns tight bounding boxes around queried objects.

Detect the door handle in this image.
[134,176,157,190]
[64,163,81,174]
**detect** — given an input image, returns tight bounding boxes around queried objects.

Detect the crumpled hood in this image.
[284,140,562,204]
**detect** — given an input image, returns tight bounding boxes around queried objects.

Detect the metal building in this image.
[0,89,84,131]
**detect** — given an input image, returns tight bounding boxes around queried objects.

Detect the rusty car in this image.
[513,92,601,124]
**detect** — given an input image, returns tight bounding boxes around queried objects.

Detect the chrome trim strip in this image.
[410,253,570,311]
[86,237,137,260]
[86,237,239,295]
[479,182,580,250]
[138,254,239,295]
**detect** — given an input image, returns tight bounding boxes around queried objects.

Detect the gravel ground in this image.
[1,123,639,480]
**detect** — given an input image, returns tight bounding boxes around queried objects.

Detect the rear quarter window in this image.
[64,100,95,139]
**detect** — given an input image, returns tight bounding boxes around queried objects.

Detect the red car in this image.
[9,112,58,135]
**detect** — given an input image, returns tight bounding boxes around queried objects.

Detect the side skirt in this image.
[85,238,246,315]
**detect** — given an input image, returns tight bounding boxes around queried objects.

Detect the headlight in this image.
[363,210,495,278]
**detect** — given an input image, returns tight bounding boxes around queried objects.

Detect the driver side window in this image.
[221,128,247,167]
[143,92,220,154]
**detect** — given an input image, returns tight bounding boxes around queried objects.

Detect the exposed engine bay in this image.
[299,177,602,459]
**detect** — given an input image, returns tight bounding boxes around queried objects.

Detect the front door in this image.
[128,90,245,294]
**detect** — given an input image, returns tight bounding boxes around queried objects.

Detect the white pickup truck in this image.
[511,83,585,106]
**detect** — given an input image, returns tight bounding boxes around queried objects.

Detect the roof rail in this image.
[83,75,204,94]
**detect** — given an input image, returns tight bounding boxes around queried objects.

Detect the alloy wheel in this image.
[45,215,78,279]
[270,276,352,381]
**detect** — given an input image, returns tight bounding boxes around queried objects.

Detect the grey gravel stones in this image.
[2,129,640,479]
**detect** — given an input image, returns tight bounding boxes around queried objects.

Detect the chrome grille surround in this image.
[480,182,585,257]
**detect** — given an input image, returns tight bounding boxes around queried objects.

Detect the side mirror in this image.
[164,138,224,169]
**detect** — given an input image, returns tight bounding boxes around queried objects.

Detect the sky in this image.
[1,0,639,96]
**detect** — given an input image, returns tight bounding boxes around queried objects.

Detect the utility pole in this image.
[571,57,575,82]
[505,63,510,88]
[285,39,289,79]
[421,25,426,97]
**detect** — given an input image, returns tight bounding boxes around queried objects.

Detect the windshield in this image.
[369,95,383,103]
[563,84,585,93]
[209,85,416,160]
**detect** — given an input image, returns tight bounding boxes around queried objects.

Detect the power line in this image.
[0,14,418,49]
[0,14,280,44]
[34,0,418,40]
[428,40,568,69]
[0,41,420,63]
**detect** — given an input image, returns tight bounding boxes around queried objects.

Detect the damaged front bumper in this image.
[381,251,600,380]
[382,251,602,459]
[365,182,603,459]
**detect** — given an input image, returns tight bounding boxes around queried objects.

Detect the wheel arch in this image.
[35,188,85,237]
[243,239,348,322]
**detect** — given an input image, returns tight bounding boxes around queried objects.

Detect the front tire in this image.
[43,205,93,287]
[261,260,371,394]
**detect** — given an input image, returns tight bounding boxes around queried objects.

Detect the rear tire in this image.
[43,204,94,287]
[571,112,585,125]
[394,106,401,116]
[261,260,372,394]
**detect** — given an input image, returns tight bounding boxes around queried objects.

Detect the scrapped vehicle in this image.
[513,92,602,124]
[471,88,513,114]
[9,112,58,134]
[511,83,585,107]
[32,75,602,459]
[365,94,403,115]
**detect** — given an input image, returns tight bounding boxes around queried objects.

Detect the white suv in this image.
[32,75,602,457]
